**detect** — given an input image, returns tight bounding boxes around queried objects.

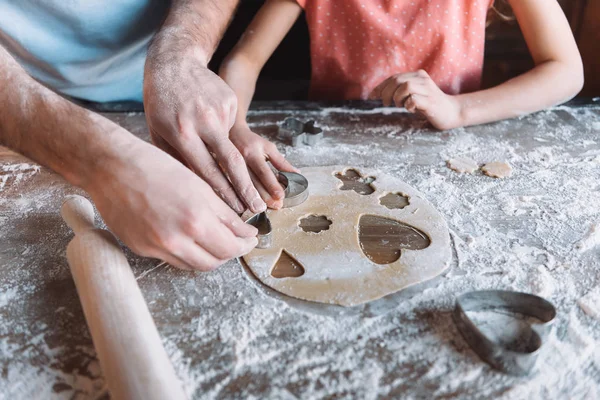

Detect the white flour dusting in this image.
[1,105,600,399]
[0,162,40,191]
[576,222,600,253]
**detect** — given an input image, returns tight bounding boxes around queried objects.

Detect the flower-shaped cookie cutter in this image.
[278,117,324,147]
[453,290,557,376]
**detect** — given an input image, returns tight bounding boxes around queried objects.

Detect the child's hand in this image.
[370,70,464,130]
[230,124,300,210]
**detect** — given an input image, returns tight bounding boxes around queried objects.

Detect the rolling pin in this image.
[61,195,186,400]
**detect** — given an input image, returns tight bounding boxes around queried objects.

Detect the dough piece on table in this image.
[482,161,512,178]
[241,166,452,307]
[578,286,600,321]
[447,157,479,174]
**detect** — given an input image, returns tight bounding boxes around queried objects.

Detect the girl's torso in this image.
[298,0,494,100]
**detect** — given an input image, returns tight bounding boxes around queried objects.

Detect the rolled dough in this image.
[241,166,452,307]
[482,161,512,178]
[447,157,479,174]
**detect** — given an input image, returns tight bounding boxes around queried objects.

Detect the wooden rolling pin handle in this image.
[61,195,96,234]
[61,195,187,400]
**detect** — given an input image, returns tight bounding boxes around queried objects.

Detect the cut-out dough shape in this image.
[379,192,410,210]
[299,215,332,233]
[242,166,451,307]
[270,250,306,278]
[358,215,431,265]
[482,161,513,178]
[447,157,479,174]
[335,168,376,195]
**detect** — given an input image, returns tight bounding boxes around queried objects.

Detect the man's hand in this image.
[144,49,266,214]
[230,123,299,209]
[370,70,464,130]
[86,137,258,271]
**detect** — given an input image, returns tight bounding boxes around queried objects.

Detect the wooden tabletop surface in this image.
[1,100,600,399]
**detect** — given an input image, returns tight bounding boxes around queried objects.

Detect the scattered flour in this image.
[0,162,40,191]
[576,222,600,253]
[1,104,600,399]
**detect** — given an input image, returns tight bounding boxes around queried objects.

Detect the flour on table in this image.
[3,104,600,399]
[0,162,40,191]
[575,222,600,253]
[482,161,512,178]
[446,157,479,174]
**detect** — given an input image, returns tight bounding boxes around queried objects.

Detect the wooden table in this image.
[1,100,600,398]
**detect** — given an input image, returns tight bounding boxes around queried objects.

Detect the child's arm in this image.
[220,0,302,209]
[370,0,584,130]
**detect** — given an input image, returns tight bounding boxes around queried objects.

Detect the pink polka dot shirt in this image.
[294,0,494,100]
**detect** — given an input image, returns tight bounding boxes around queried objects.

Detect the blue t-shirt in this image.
[0,1,170,102]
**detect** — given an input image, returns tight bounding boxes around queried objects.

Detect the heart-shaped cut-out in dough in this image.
[270,250,305,278]
[334,169,376,195]
[358,215,431,264]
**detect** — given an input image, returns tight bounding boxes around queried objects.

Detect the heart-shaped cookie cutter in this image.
[245,212,273,249]
[277,171,309,208]
[278,117,324,147]
[246,171,309,249]
[453,290,557,376]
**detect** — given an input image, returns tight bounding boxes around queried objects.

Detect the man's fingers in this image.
[173,239,228,272]
[205,136,266,214]
[191,220,258,260]
[149,128,189,167]
[179,136,245,213]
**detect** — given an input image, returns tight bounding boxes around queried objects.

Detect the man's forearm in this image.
[149,0,239,66]
[0,46,140,188]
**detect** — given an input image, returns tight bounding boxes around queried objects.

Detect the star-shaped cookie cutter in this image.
[277,117,324,147]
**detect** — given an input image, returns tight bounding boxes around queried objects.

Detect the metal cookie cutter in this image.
[453,290,557,376]
[278,117,324,147]
[277,171,309,208]
[245,171,309,249]
[245,212,272,249]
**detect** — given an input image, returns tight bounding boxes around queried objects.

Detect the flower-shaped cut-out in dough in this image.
[242,166,451,307]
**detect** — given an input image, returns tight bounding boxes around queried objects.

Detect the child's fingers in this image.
[405,94,429,114]
[248,154,285,201]
[370,77,392,99]
[392,80,427,108]
[268,148,300,174]
[381,80,404,106]
[248,167,282,210]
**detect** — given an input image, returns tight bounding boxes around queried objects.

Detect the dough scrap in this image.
[447,157,479,174]
[482,161,513,178]
[241,166,452,307]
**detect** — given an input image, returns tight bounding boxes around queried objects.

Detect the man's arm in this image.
[0,45,125,188]
[219,0,302,209]
[0,45,257,271]
[150,0,238,66]
[144,0,269,214]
